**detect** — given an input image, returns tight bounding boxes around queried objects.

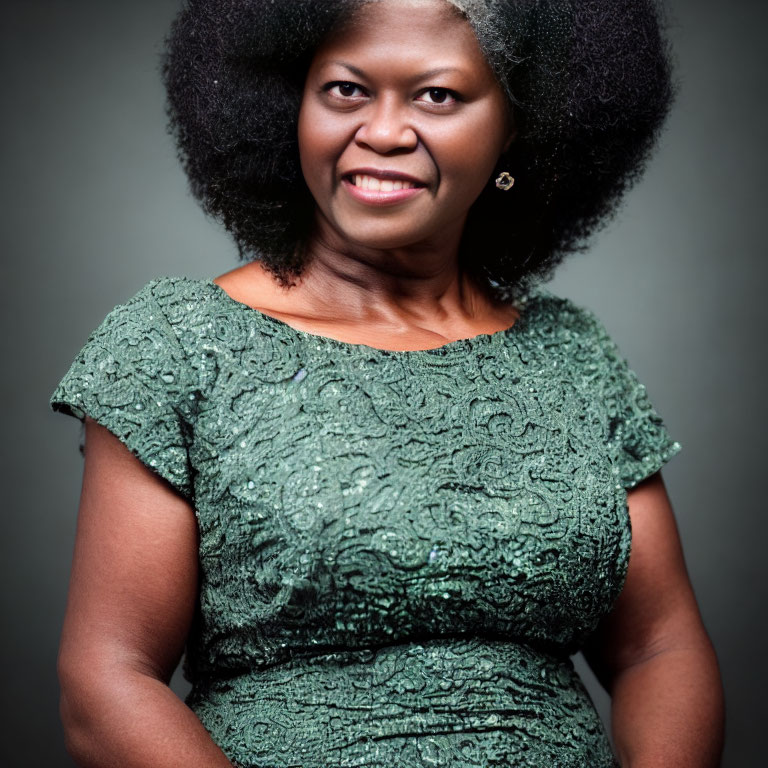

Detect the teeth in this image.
[352,174,416,191]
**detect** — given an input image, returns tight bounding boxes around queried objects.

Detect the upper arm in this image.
[59,416,199,686]
[582,471,710,689]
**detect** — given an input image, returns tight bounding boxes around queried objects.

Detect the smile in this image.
[351,174,418,191]
[341,171,427,206]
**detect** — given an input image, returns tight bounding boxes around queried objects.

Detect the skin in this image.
[583,473,724,766]
[58,419,232,767]
[58,1,724,765]
[216,0,520,351]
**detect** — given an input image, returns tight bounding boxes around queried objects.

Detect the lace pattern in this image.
[50,276,681,767]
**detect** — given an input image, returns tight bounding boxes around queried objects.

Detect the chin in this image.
[332,218,444,252]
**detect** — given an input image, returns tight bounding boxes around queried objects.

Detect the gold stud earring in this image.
[495,172,515,191]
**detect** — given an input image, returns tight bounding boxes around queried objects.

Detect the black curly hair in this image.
[162,0,676,301]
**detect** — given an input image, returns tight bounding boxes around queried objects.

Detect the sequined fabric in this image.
[50,276,681,768]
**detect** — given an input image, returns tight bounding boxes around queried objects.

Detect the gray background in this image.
[2,0,765,765]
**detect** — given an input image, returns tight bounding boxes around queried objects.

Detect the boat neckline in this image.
[199,277,537,356]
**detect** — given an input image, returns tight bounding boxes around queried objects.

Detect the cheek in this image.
[430,128,504,207]
[433,106,508,186]
[298,103,347,193]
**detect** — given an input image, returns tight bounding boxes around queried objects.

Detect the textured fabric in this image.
[50,275,681,767]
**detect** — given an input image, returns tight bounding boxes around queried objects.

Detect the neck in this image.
[288,212,495,331]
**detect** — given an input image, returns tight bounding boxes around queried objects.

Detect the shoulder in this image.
[522,286,613,351]
[87,275,213,349]
[50,275,205,500]
[87,275,194,330]
[110,274,207,322]
[523,288,682,487]
[61,276,213,399]
[50,277,207,428]
[518,287,634,393]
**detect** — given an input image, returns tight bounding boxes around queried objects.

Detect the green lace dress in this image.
[50,276,681,768]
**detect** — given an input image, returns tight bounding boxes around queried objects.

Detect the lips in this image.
[342,168,428,189]
[340,168,428,206]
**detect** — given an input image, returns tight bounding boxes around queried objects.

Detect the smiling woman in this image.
[297,1,513,255]
[161,0,676,303]
[49,1,724,767]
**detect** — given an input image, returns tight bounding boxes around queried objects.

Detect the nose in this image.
[354,95,418,154]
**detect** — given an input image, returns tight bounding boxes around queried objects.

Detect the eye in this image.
[326,82,366,99]
[417,88,458,106]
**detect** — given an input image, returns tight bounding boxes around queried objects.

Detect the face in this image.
[297,0,514,254]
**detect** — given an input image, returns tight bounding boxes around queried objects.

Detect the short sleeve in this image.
[580,308,682,490]
[49,279,195,501]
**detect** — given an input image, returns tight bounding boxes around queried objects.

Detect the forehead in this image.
[311,0,489,74]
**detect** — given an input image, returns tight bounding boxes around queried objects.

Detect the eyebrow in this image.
[324,60,466,82]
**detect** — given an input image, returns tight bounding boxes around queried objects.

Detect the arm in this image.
[58,417,233,768]
[582,471,725,768]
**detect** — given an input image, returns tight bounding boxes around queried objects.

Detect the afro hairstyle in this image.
[162,0,676,301]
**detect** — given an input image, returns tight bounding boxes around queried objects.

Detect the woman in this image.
[50,0,725,766]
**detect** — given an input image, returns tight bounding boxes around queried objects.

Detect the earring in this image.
[495,172,515,191]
